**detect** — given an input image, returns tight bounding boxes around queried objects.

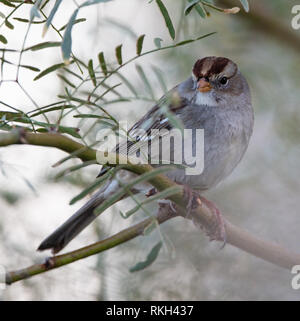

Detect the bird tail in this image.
[37,179,120,254]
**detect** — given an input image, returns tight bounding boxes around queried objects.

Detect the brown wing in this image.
[97,89,189,177]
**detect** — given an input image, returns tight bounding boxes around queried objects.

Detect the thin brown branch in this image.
[6,198,300,285]
[185,206,300,270]
[5,207,177,285]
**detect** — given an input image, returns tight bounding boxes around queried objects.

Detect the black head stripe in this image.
[207,57,230,76]
[193,57,236,79]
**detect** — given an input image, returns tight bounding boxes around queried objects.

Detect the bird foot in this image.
[198,195,227,248]
[182,184,201,218]
[181,184,226,248]
[158,199,177,214]
[149,188,177,214]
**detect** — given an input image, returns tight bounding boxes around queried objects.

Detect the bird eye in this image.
[219,76,228,85]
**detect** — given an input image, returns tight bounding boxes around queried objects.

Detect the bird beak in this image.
[197,78,211,93]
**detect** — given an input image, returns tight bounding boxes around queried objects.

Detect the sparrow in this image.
[38,56,254,253]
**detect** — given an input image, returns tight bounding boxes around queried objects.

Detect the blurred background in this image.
[0,0,300,300]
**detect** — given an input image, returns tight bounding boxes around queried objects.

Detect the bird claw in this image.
[181,184,227,249]
[156,183,227,248]
[158,199,177,214]
[44,256,55,269]
[150,187,178,214]
[182,184,201,218]
[198,196,227,249]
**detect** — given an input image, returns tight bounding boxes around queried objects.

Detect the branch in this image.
[5,206,177,284]
[0,129,188,204]
[1,128,300,285]
[5,199,300,285]
[0,129,97,161]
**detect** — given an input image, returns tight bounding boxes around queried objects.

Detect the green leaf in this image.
[174,39,194,47]
[98,51,108,76]
[122,185,181,218]
[55,160,97,179]
[129,241,162,272]
[34,62,66,81]
[24,41,61,52]
[136,64,155,100]
[184,0,200,16]
[43,0,63,35]
[155,0,175,40]
[239,0,249,12]
[0,59,38,72]
[4,19,14,30]
[0,111,23,121]
[116,72,138,97]
[89,83,122,103]
[152,65,167,93]
[101,98,130,106]
[0,48,16,52]
[194,2,206,18]
[115,44,122,65]
[57,74,76,88]
[3,114,80,138]
[30,0,42,22]
[101,82,122,98]
[143,218,158,236]
[19,64,40,72]
[88,59,97,86]
[73,114,110,119]
[136,34,145,55]
[30,105,74,117]
[0,58,40,72]
[59,18,86,31]
[54,125,81,138]
[154,37,163,48]
[0,0,15,8]
[34,127,45,132]
[0,35,7,44]
[63,67,83,80]
[174,32,216,48]
[73,57,88,69]
[61,9,79,62]
[13,17,45,24]
[69,169,113,205]
[195,31,216,41]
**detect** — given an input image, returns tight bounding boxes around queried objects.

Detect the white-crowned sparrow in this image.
[38,56,254,253]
